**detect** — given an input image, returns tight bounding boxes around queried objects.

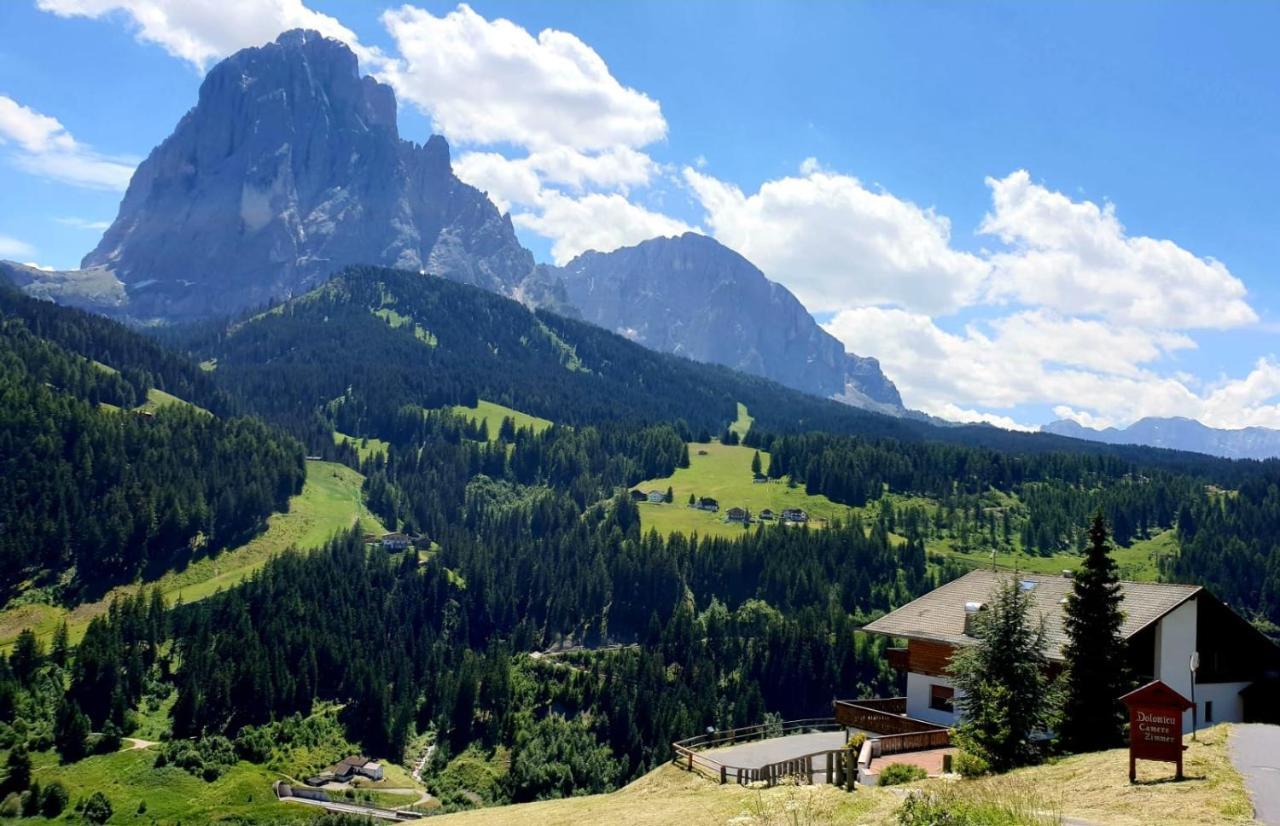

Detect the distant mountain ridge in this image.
[1041,416,1280,460]
[546,233,904,411]
[0,28,903,413]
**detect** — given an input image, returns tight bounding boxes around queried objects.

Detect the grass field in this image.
[450,399,553,439]
[728,401,753,439]
[420,725,1248,826]
[634,441,860,540]
[0,460,384,651]
[135,386,211,415]
[334,429,390,462]
[28,747,293,824]
[928,528,1175,582]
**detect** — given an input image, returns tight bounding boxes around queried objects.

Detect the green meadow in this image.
[450,399,553,439]
[633,440,860,540]
[0,460,385,651]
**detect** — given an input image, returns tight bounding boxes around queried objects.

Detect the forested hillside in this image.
[0,283,305,600]
[4,264,1280,820]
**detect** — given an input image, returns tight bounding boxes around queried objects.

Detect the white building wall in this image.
[905,671,958,727]
[1191,681,1250,730]
[1152,599,1203,733]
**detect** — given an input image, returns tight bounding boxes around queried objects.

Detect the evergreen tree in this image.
[2,747,30,794]
[751,451,762,475]
[50,622,70,668]
[949,576,1058,771]
[664,486,674,504]
[1059,513,1130,752]
[53,698,90,763]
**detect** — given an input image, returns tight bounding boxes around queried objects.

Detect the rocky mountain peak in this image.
[77,29,531,321]
[551,233,904,411]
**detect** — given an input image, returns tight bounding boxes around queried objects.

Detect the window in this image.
[930,684,955,713]
[1205,701,1214,723]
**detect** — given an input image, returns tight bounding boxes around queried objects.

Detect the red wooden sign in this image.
[1120,680,1193,782]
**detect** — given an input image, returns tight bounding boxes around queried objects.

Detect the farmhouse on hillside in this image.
[305,756,384,786]
[781,508,808,524]
[726,507,749,523]
[697,496,719,512]
[856,569,1280,732]
[647,490,666,504]
[759,508,775,520]
[379,532,411,551]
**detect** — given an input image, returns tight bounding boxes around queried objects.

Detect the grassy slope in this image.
[634,441,860,540]
[135,385,211,415]
[420,762,877,826]
[333,429,390,462]
[450,399,553,440]
[28,747,292,824]
[0,460,385,650]
[729,401,753,439]
[928,528,1175,581]
[420,725,1250,826]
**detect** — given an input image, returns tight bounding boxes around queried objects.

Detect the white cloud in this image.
[0,95,136,190]
[55,217,113,231]
[0,234,36,258]
[825,306,1280,430]
[683,163,991,315]
[455,146,656,213]
[380,3,665,152]
[35,0,381,72]
[514,191,693,265]
[981,170,1256,330]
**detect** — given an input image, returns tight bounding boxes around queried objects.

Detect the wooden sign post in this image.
[1120,680,1193,783]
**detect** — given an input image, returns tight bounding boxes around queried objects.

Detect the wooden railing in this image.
[877,728,953,755]
[733,748,858,789]
[833,699,939,735]
[672,704,950,788]
[671,718,848,786]
[832,698,952,754]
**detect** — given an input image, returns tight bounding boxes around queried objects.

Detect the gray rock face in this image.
[545,233,904,411]
[1042,416,1280,460]
[80,29,533,321]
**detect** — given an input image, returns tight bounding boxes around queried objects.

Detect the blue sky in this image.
[1,1,1278,430]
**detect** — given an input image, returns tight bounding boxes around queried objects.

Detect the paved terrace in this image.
[672,701,953,787]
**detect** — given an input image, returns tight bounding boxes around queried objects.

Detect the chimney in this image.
[963,601,987,636]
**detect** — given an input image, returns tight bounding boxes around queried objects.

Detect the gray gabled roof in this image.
[862,569,1202,661]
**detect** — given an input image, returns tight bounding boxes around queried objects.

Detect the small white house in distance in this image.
[863,569,1280,733]
[647,490,666,504]
[380,532,411,551]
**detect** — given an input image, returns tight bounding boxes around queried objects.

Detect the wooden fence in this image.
[671,718,848,787]
[671,703,950,788]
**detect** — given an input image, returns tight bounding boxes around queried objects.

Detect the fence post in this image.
[688,750,693,771]
[720,764,727,785]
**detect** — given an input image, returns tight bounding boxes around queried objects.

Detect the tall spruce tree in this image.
[1059,513,1130,752]
[949,576,1058,771]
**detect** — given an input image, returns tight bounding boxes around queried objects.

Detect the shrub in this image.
[0,793,20,819]
[896,782,1060,826]
[954,750,990,779]
[82,791,113,824]
[845,732,867,753]
[39,782,69,818]
[19,782,39,818]
[878,762,928,786]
